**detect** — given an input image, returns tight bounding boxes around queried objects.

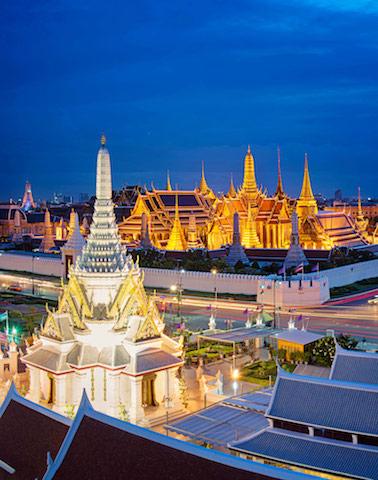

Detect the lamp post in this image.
[211,268,217,324]
[171,268,185,327]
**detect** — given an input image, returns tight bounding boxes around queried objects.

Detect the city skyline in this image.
[1,0,378,200]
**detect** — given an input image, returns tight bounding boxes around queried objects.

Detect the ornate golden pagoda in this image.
[355,186,368,231]
[166,170,172,191]
[166,194,187,250]
[226,173,237,198]
[296,153,318,221]
[242,146,258,205]
[241,203,262,248]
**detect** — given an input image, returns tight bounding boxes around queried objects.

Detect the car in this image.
[7,284,23,292]
[368,295,378,305]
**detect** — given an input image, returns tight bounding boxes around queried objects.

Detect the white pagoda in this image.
[23,134,183,424]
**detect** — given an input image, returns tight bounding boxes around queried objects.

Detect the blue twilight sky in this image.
[1,0,377,202]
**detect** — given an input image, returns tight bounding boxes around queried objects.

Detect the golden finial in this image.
[101,131,106,147]
[247,145,251,154]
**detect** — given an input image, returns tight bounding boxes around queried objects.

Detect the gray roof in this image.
[330,346,378,385]
[200,327,279,344]
[135,348,182,374]
[230,428,378,480]
[67,344,130,368]
[270,330,324,345]
[293,364,330,379]
[267,369,378,436]
[165,390,271,446]
[22,346,71,373]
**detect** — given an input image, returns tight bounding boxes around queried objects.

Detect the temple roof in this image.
[43,391,308,480]
[267,369,378,436]
[0,383,71,480]
[270,330,323,345]
[230,428,378,480]
[134,348,183,374]
[330,345,378,385]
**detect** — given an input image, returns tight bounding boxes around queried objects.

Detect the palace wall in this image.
[0,251,377,299]
[142,267,264,295]
[299,258,378,288]
[0,251,64,277]
[256,278,330,306]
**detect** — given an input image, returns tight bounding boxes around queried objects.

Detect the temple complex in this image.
[22,134,183,424]
[120,145,369,251]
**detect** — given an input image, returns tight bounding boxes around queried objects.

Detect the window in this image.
[314,428,352,443]
[274,419,309,434]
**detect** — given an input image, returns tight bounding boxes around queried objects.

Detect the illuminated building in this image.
[22,134,183,424]
[98,146,371,251]
[21,180,37,210]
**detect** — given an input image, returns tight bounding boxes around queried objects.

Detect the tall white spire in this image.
[72,134,134,303]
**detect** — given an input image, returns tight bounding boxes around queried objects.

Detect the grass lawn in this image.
[330,277,378,298]
[240,360,296,386]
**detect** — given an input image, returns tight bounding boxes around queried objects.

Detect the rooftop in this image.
[230,428,378,480]
[0,384,71,480]
[266,369,378,436]
[330,345,378,385]
[270,330,324,345]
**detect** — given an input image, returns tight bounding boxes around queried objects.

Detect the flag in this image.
[298,314,303,322]
[311,264,319,272]
[243,308,248,315]
[206,305,212,310]
[278,266,285,275]
[295,262,303,273]
[0,313,7,321]
[0,332,8,342]
[289,308,296,313]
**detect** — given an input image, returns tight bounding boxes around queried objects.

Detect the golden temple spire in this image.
[296,153,318,220]
[242,145,257,202]
[166,170,172,191]
[355,186,368,231]
[357,186,363,219]
[101,131,106,147]
[299,153,314,201]
[227,173,237,198]
[199,161,209,194]
[241,202,261,248]
[166,193,187,251]
[275,147,285,199]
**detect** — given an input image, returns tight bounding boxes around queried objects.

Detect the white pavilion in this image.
[22,134,183,424]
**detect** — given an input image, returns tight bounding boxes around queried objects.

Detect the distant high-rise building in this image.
[52,192,63,204]
[63,195,73,204]
[335,189,342,203]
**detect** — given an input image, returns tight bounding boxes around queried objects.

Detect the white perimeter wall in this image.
[0,251,377,295]
[142,267,264,295]
[0,251,64,277]
[301,258,378,289]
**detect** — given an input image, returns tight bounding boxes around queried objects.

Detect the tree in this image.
[312,337,335,367]
[337,334,358,350]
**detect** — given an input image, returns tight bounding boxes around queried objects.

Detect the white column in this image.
[107,373,120,417]
[29,367,40,403]
[165,370,174,408]
[129,376,144,424]
[75,372,87,405]
[54,375,66,412]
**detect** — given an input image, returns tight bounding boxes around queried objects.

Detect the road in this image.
[158,293,378,344]
[1,272,378,344]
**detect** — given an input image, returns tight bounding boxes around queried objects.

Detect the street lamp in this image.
[211,268,218,324]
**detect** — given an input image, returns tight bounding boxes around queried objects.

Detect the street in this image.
[1,271,378,344]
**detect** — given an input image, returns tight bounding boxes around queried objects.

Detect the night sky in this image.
[1,0,377,202]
